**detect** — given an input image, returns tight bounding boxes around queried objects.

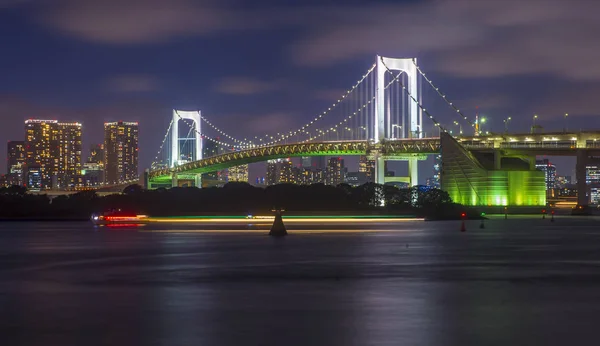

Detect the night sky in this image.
[2,0,599,179]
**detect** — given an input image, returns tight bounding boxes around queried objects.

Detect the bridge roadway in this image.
[147,131,600,184]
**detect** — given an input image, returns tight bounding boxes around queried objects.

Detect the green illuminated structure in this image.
[147,139,440,187]
[440,133,546,206]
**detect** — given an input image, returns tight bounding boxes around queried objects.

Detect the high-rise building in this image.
[25,164,42,191]
[56,122,82,188]
[104,121,139,184]
[24,119,82,189]
[7,141,25,174]
[228,164,249,182]
[266,158,294,185]
[326,157,345,186]
[536,159,557,189]
[359,156,375,183]
[25,120,58,188]
[586,164,600,204]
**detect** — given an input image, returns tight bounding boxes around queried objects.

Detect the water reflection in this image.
[1,219,600,345]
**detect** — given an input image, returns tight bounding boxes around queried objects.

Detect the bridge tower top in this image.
[171,110,202,168]
[375,56,421,143]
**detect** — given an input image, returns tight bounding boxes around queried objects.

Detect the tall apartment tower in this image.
[56,122,82,187]
[228,164,249,183]
[24,120,82,189]
[326,157,345,186]
[359,155,375,182]
[7,141,25,174]
[104,121,139,184]
[25,120,58,188]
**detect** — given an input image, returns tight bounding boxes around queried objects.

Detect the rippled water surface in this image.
[1,217,600,345]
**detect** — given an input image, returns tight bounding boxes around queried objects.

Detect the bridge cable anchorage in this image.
[411,59,495,135]
[151,119,174,169]
[379,57,449,134]
[301,67,408,143]
[197,64,377,148]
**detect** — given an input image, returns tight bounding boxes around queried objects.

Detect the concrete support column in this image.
[195,174,202,188]
[494,151,502,170]
[375,156,386,185]
[576,150,589,206]
[171,173,178,188]
[409,157,418,187]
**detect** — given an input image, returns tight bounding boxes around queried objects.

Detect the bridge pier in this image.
[375,156,386,186]
[409,157,418,187]
[194,174,202,188]
[171,173,178,188]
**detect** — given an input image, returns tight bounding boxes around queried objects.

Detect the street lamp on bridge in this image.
[504,116,512,134]
[564,113,569,132]
[453,121,463,136]
[531,114,539,134]
[479,117,487,135]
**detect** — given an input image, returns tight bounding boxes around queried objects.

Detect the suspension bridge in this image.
[145,56,600,207]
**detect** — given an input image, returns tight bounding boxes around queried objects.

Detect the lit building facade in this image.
[25,164,42,191]
[228,164,249,182]
[266,158,294,185]
[24,120,82,189]
[326,157,345,186]
[586,164,600,204]
[536,159,557,190]
[7,141,25,174]
[25,120,58,188]
[56,122,82,188]
[104,121,139,185]
[359,156,375,183]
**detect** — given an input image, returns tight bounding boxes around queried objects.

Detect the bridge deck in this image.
[148,132,600,182]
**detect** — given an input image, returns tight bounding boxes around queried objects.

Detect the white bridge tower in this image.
[171,110,202,187]
[374,56,422,187]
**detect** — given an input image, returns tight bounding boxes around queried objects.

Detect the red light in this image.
[551,210,555,214]
[460,212,466,218]
[542,209,546,213]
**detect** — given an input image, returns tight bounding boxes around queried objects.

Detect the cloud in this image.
[37,0,249,44]
[214,77,281,95]
[105,75,159,93]
[287,0,600,81]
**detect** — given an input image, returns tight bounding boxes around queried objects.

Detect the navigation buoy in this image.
[480,212,485,229]
[460,212,466,232]
[551,210,555,223]
[269,208,287,237]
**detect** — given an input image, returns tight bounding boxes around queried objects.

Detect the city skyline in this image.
[0,0,597,177]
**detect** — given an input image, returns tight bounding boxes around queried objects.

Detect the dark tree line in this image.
[0,183,465,219]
